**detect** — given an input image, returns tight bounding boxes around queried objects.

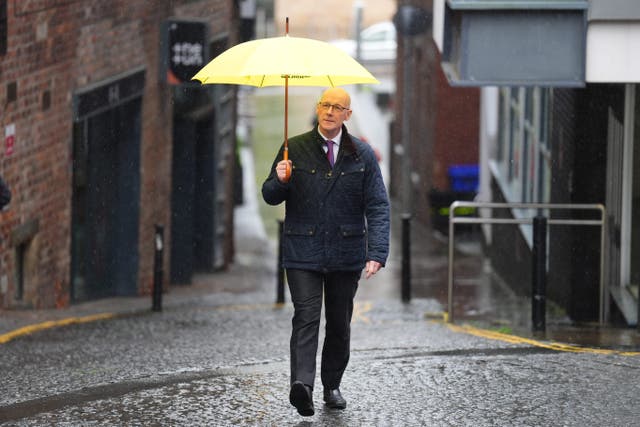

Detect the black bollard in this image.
[152,224,164,312]
[532,215,547,332]
[277,220,285,304]
[401,213,411,303]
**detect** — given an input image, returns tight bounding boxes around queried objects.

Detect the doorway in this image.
[170,86,218,284]
[606,83,640,325]
[71,71,144,301]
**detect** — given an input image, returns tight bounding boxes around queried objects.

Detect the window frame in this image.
[492,86,552,246]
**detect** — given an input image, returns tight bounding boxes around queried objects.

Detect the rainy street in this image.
[3,2,640,425]
[1,144,639,425]
[1,266,640,426]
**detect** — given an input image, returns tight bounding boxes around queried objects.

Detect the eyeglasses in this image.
[318,102,350,113]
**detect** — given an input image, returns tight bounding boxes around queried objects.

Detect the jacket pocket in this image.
[339,224,366,263]
[337,166,365,195]
[285,223,317,236]
[291,166,319,199]
[284,223,322,262]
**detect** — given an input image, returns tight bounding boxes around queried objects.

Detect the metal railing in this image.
[447,202,606,325]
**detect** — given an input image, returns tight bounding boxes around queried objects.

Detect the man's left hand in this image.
[365,260,381,279]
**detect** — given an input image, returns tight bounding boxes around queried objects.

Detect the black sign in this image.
[162,20,208,84]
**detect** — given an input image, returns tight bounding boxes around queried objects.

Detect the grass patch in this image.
[250,89,321,240]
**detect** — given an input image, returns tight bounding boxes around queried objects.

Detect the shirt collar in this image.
[317,126,342,147]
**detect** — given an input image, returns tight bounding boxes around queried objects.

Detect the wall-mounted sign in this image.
[5,123,15,156]
[161,19,209,85]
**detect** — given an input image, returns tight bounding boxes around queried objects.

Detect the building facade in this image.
[391,0,480,227]
[0,0,239,308]
[432,0,640,325]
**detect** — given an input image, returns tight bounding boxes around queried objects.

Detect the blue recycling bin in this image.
[448,164,479,193]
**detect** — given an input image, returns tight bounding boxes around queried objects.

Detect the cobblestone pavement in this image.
[1,293,640,426]
[2,85,640,426]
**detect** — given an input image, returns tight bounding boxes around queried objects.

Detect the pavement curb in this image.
[0,313,116,344]
[445,322,640,357]
[5,301,639,358]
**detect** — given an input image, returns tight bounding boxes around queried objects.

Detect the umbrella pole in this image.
[284,75,288,160]
[283,75,291,180]
[283,16,291,180]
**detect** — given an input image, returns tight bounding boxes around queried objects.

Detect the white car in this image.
[329,21,396,62]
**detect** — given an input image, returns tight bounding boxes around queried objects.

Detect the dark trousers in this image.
[286,269,360,390]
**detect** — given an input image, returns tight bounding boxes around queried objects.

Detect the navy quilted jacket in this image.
[262,126,390,272]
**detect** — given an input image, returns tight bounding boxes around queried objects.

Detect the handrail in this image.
[447,201,606,325]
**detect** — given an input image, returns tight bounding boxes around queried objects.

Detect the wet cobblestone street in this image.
[2,87,640,426]
[2,288,640,425]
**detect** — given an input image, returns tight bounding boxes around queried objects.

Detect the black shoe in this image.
[323,387,347,409]
[289,381,314,416]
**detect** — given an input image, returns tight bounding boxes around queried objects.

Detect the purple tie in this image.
[326,140,335,167]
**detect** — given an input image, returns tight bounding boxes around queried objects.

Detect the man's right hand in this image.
[276,160,293,183]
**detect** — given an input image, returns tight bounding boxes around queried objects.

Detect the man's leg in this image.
[320,271,360,390]
[286,269,323,388]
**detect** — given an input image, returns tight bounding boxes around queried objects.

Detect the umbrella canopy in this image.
[191,35,379,87]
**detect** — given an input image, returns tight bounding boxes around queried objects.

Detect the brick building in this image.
[0,0,239,308]
[390,0,479,226]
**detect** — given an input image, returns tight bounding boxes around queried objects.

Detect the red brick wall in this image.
[392,0,479,226]
[433,59,480,191]
[0,0,236,308]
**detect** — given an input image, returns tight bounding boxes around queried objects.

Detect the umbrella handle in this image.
[283,146,291,181]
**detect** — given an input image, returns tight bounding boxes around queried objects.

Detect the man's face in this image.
[316,89,352,138]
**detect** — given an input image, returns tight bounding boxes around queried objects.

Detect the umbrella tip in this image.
[286,17,289,35]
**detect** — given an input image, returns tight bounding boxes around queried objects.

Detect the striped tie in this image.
[326,140,335,167]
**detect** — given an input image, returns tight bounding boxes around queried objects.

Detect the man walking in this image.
[262,87,390,416]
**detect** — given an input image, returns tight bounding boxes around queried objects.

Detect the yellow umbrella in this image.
[192,19,378,179]
[191,36,379,87]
